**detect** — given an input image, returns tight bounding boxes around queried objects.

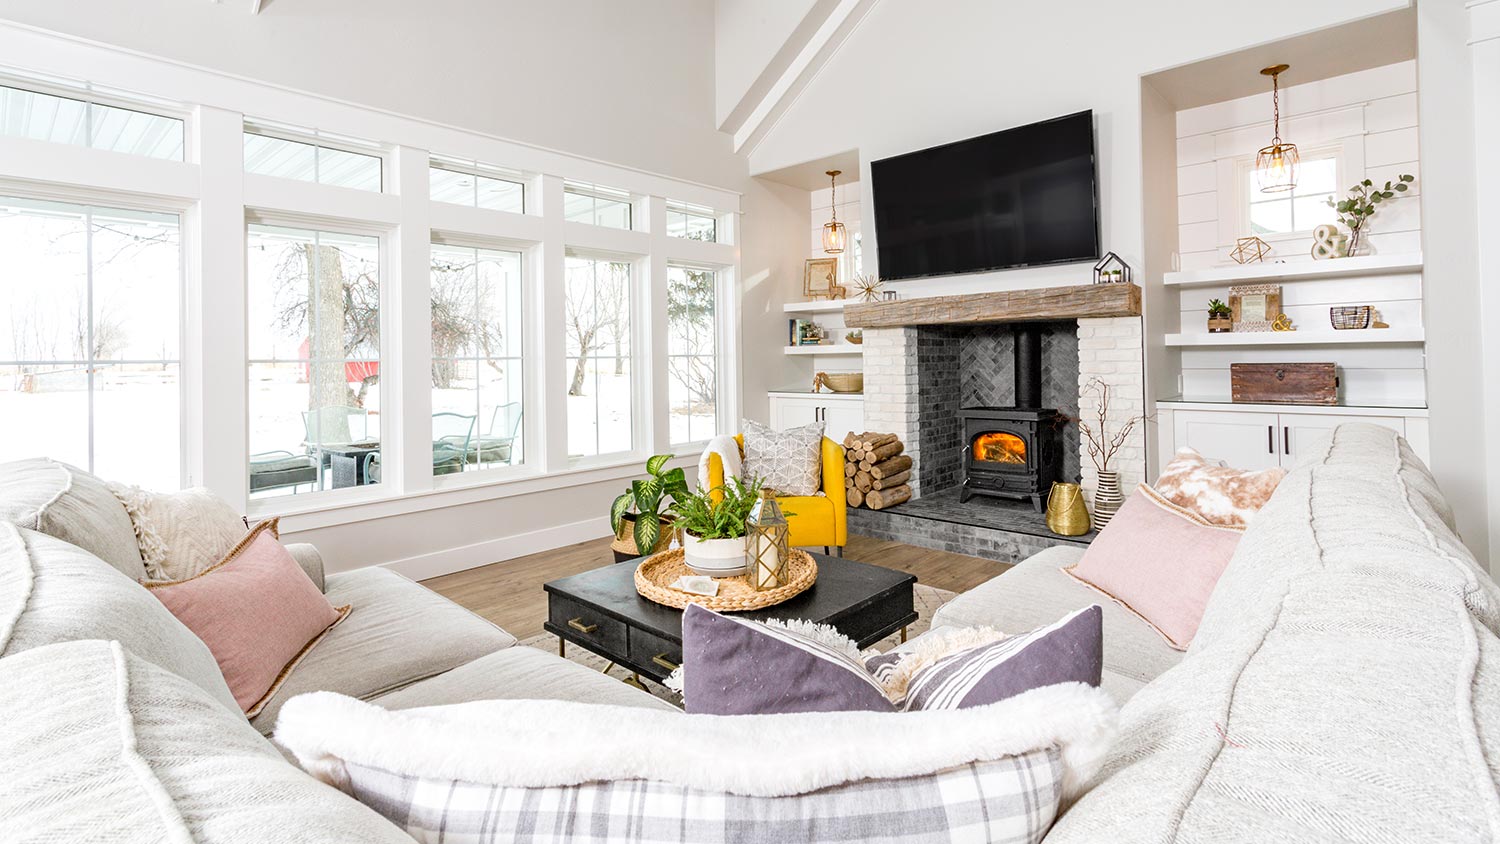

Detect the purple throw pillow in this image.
[681,604,893,714]
[680,603,1104,715]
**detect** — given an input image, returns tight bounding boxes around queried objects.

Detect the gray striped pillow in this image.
[680,603,1103,714]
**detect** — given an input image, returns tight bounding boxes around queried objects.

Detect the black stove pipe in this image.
[1013,324,1042,409]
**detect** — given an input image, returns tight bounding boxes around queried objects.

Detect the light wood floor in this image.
[422,535,1009,640]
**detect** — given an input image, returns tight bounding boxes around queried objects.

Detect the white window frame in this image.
[1232,143,1348,242]
[562,248,645,465]
[665,200,718,243]
[0,183,189,487]
[429,156,528,214]
[0,75,190,162]
[563,181,635,230]
[243,121,387,193]
[427,232,536,486]
[243,211,394,515]
[665,261,724,448]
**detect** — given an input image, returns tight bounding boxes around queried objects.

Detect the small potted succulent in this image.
[671,476,767,576]
[1207,298,1233,333]
[610,454,689,561]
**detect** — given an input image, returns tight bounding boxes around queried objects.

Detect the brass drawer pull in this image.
[567,618,598,634]
[651,653,680,671]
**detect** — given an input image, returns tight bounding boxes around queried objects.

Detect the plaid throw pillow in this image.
[275,688,1119,844]
[741,418,824,496]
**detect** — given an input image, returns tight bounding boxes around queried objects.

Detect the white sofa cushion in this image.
[0,522,239,714]
[931,545,1184,686]
[247,566,516,733]
[1048,424,1500,842]
[0,639,411,843]
[0,457,145,579]
[276,683,1117,844]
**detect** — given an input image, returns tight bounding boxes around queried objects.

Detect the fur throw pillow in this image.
[107,484,247,582]
[1153,447,1285,527]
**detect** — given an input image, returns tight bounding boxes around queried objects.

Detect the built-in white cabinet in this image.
[768,392,865,445]
[1157,402,1429,473]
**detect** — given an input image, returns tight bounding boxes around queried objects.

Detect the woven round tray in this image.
[635,547,817,612]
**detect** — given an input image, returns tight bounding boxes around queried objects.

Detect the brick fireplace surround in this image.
[846,285,1147,511]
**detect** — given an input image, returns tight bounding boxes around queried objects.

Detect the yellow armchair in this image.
[704,434,847,555]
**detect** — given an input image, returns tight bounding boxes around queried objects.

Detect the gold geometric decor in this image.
[1231,236,1272,265]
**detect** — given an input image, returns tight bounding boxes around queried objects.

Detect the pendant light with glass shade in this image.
[1255,64,1298,193]
[822,169,847,254]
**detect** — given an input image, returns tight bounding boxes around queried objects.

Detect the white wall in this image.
[1472,0,1500,576]
[1172,61,1425,408]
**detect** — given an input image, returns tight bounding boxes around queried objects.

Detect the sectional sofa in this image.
[3,423,1497,842]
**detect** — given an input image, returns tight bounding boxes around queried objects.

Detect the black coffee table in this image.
[543,552,917,685]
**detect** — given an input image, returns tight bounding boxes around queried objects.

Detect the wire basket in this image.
[1330,306,1372,330]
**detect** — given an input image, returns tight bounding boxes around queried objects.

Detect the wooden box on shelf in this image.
[1230,363,1338,406]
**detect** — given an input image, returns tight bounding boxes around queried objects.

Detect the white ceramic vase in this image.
[1092,471,1124,530]
[681,532,747,576]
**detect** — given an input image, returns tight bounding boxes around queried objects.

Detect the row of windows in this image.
[1,83,721,239]
[0,196,722,499]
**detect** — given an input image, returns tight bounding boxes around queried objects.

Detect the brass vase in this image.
[1046,482,1091,537]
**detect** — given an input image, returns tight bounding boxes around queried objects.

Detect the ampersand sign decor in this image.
[1310,224,1347,260]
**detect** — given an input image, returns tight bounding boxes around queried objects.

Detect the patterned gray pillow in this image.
[741,418,825,496]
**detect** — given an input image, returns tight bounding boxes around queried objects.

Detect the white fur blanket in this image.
[697,434,743,490]
[275,683,1116,800]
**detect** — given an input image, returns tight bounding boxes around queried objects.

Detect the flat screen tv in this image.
[871,110,1099,281]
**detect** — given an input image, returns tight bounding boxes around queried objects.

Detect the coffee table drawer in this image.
[549,597,627,656]
[629,628,682,677]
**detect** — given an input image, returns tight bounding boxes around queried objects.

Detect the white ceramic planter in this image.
[681,532,747,576]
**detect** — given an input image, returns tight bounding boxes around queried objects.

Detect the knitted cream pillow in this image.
[108,484,247,582]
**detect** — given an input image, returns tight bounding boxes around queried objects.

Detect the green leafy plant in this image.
[1326,174,1413,255]
[610,454,690,553]
[673,476,768,542]
[1207,298,1232,319]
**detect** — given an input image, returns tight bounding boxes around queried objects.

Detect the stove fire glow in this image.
[973,432,1027,464]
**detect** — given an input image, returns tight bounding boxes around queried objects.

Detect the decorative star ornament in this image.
[852,274,882,303]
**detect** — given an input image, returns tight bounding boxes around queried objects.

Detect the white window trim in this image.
[1231,141,1351,243]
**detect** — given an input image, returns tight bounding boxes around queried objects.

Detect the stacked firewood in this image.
[842,432,912,510]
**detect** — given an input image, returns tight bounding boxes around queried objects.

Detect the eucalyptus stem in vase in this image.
[1326,174,1413,256]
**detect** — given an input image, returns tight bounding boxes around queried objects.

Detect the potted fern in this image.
[671,476,766,576]
[610,454,689,561]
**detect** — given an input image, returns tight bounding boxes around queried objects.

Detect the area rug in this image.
[518,583,957,706]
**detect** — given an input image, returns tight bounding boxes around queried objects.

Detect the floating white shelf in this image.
[1164,328,1425,347]
[782,300,848,314]
[784,345,863,356]
[1162,253,1423,287]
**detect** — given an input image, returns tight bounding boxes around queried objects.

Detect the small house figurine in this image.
[1093,252,1132,285]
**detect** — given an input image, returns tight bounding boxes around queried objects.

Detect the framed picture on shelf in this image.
[1229,284,1281,333]
[803,257,839,300]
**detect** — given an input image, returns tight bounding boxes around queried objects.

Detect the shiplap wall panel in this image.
[1171,60,1424,408]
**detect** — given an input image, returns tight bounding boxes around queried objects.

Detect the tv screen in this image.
[871,110,1100,281]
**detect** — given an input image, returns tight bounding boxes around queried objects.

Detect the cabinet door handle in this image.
[567,617,598,635]
[1283,426,1290,455]
[651,653,679,671]
[1267,425,1274,454]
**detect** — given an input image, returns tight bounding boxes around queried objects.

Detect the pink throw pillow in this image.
[145,519,349,716]
[1063,485,1243,650]
[1154,447,1285,527]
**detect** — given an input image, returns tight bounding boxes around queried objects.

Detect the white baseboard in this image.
[379,516,613,582]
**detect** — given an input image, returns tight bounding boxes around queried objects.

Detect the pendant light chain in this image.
[1271,70,1282,145]
[829,171,838,223]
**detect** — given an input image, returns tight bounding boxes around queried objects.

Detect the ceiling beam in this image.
[250,0,265,13]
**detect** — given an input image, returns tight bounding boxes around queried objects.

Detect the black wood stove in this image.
[958,324,1064,511]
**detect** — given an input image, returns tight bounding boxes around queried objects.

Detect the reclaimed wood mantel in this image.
[844,283,1141,328]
